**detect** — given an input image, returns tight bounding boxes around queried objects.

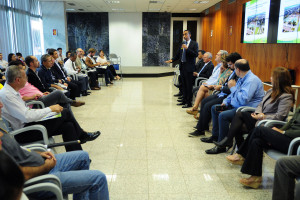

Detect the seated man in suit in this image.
[48,49,82,99]
[30,55,84,107]
[64,52,90,96]
[0,123,109,199]
[75,48,100,90]
[203,59,265,154]
[0,65,100,152]
[189,52,242,137]
[193,51,214,79]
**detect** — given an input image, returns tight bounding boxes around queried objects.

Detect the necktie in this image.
[181,41,187,62]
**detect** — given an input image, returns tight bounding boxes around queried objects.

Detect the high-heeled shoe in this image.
[240,176,262,189]
[226,153,245,165]
[213,137,233,148]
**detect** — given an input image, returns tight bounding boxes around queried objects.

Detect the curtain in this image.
[0,0,44,61]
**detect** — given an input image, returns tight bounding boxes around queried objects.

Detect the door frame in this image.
[170,17,202,60]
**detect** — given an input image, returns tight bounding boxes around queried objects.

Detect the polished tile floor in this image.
[56,76,275,200]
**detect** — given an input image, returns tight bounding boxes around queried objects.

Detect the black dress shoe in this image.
[205,146,227,154]
[174,84,182,88]
[182,103,192,108]
[213,137,233,148]
[80,131,101,144]
[82,91,88,96]
[177,99,184,102]
[188,130,205,137]
[200,136,217,143]
[177,102,185,106]
[174,93,183,97]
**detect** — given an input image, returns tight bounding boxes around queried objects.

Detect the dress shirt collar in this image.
[4,83,20,96]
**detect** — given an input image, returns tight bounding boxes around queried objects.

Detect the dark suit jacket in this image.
[26,68,47,92]
[172,40,198,72]
[51,62,68,83]
[281,106,300,138]
[195,59,204,72]
[220,70,239,95]
[37,65,56,91]
[197,61,214,79]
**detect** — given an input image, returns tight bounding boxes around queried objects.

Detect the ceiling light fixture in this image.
[106,0,120,3]
[66,8,75,11]
[194,0,209,3]
[149,8,160,11]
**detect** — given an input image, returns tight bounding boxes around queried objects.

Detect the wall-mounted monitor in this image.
[242,0,271,43]
[277,0,300,43]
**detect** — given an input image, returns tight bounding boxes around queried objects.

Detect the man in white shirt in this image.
[64,52,90,96]
[0,65,101,151]
[0,53,8,70]
[56,47,65,66]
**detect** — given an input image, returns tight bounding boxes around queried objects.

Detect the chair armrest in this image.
[23,182,63,200]
[194,77,207,87]
[26,101,45,108]
[9,125,49,145]
[263,120,287,128]
[288,137,300,156]
[297,146,300,156]
[25,174,62,189]
[241,107,256,113]
[236,106,252,113]
[23,143,48,152]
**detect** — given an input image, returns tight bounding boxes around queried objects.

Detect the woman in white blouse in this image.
[96,50,120,80]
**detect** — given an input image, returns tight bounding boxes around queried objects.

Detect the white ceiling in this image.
[38,0,222,13]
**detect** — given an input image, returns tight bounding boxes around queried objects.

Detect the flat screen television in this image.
[277,0,300,43]
[241,0,271,43]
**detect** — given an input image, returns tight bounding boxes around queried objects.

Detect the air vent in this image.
[78,9,84,11]
[67,3,75,6]
[228,0,236,4]
[215,2,220,11]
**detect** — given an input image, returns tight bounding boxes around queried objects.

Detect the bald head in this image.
[235,59,250,72]
[76,48,84,56]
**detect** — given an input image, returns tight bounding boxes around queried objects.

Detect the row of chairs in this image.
[0,101,66,199]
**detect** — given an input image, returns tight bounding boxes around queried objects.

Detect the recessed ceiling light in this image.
[185,8,197,10]
[106,0,120,3]
[112,8,124,11]
[67,3,76,6]
[149,8,160,11]
[194,0,209,3]
[149,1,164,4]
[66,8,75,11]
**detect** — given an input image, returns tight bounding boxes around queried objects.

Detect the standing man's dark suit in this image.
[169,31,198,107]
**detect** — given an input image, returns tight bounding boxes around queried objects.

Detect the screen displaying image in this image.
[243,0,271,43]
[277,0,300,43]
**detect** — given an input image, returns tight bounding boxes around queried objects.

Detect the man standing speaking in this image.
[166,30,198,108]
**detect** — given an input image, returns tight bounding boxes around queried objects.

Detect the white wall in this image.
[41,1,67,54]
[109,13,142,67]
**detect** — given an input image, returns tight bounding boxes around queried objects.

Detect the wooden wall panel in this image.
[201,0,300,87]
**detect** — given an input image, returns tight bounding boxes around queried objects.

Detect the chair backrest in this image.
[109,53,118,59]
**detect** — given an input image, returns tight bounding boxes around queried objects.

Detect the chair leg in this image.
[230,141,237,155]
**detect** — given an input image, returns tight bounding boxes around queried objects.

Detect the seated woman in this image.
[226,105,300,189]
[215,67,294,149]
[7,53,17,63]
[187,55,232,115]
[96,50,120,80]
